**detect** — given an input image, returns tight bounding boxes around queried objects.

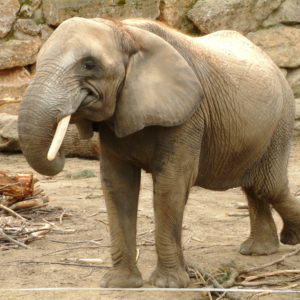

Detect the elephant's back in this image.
[193,31,294,190]
[195,30,276,69]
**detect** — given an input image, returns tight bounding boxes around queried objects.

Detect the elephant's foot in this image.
[150,265,190,288]
[280,222,300,245]
[100,265,143,288]
[239,235,279,256]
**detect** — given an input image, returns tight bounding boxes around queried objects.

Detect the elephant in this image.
[18,17,300,288]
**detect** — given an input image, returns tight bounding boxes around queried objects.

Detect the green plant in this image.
[19,0,33,6]
[117,0,126,5]
[215,261,237,284]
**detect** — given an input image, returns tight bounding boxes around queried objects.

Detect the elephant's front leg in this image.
[150,176,191,288]
[100,152,142,288]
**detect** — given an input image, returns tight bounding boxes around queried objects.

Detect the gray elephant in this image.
[18,17,300,288]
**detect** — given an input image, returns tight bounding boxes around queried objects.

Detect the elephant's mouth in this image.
[80,83,102,108]
[48,85,101,162]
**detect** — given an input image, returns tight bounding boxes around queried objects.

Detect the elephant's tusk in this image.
[47,115,71,161]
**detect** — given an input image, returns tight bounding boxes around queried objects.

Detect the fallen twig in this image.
[238,274,300,287]
[242,269,300,282]
[216,291,227,300]
[18,260,110,268]
[186,261,242,300]
[97,219,109,226]
[43,245,100,256]
[63,258,103,264]
[9,197,49,210]
[235,202,248,209]
[223,268,239,288]
[59,209,66,224]
[226,212,249,217]
[136,248,140,262]
[0,204,26,221]
[0,228,30,249]
[137,229,154,237]
[240,247,300,274]
[44,238,102,245]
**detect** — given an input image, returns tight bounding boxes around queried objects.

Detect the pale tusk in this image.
[47,115,71,161]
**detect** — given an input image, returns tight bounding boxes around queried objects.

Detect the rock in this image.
[263,0,300,26]
[31,0,42,10]
[0,0,20,38]
[294,120,300,136]
[14,19,41,36]
[0,102,20,116]
[187,0,283,34]
[287,68,300,98]
[18,0,41,18]
[0,113,19,152]
[0,67,31,99]
[293,98,300,136]
[19,5,34,18]
[247,26,300,68]
[280,68,288,77]
[295,98,300,120]
[13,30,36,41]
[42,0,160,26]
[0,67,32,115]
[33,8,44,24]
[40,24,54,41]
[0,38,43,70]
[159,0,196,31]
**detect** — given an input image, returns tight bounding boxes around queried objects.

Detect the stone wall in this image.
[1,0,300,133]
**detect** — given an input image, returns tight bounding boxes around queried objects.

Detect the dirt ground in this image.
[1,137,300,300]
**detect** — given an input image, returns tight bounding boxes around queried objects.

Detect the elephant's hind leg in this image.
[240,122,300,254]
[272,189,300,245]
[239,187,279,255]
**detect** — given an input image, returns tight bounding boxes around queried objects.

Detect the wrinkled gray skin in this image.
[18,17,300,288]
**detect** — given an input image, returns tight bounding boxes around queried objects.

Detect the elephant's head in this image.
[18,17,201,176]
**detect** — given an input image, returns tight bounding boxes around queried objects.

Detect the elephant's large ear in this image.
[113,26,202,138]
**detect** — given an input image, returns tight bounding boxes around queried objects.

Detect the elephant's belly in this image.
[195,142,267,191]
[195,172,243,191]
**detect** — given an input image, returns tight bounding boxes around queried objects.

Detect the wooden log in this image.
[9,197,49,210]
[0,171,36,199]
[0,97,21,106]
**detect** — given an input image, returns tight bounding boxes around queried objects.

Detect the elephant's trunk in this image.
[18,80,72,176]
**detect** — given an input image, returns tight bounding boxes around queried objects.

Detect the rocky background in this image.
[1,0,300,140]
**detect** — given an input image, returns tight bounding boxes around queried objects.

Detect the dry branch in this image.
[186,261,242,300]
[235,202,248,209]
[0,171,36,199]
[0,228,30,249]
[226,212,249,217]
[0,97,21,106]
[240,247,300,274]
[0,171,52,249]
[9,197,49,210]
[238,275,300,287]
[64,258,104,264]
[19,260,110,268]
[0,204,26,220]
[242,269,300,282]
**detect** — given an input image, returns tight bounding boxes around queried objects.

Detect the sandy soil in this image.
[1,138,300,300]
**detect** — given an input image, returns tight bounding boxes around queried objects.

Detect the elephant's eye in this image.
[83,59,96,70]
